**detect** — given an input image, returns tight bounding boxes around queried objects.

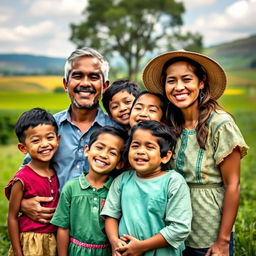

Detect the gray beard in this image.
[72,99,99,110]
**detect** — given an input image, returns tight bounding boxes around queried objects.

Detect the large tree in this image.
[70,0,200,81]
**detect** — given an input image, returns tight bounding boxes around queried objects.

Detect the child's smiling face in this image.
[128,128,170,178]
[109,90,136,126]
[85,133,124,176]
[129,94,163,128]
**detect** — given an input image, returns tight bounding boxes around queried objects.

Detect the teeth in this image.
[95,159,107,166]
[175,94,187,100]
[136,158,147,162]
[40,150,51,154]
[79,91,91,96]
[120,114,129,119]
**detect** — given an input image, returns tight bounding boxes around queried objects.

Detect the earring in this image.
[199,90,205,104]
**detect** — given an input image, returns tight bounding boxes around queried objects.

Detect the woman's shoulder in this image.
[208,109,235,131]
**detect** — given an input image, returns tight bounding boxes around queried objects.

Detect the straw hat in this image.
[142,50,227,100]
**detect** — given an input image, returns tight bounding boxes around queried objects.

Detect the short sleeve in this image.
[50,181,72,228]
[213,120,249,165]
[100,173,123,219]
[160,172,192,248]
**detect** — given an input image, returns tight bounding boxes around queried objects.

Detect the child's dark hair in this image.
[15,108,58,143]
[132,91,168,121]
[88,126,127,149]
[102,79,141,114]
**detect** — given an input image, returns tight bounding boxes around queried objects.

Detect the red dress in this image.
[5,165,59,233]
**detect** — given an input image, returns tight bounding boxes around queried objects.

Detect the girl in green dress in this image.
[142,50,249,256]
[51,126,127,256]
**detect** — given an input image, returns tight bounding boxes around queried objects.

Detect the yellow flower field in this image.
[0,76,63,91]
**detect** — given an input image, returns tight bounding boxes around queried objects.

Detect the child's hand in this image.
[116,234,145,256]
[111,238,127,256]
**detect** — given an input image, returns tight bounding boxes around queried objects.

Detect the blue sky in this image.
[0,0,255,58]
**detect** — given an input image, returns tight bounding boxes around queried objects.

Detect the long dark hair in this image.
[161,57,223,149]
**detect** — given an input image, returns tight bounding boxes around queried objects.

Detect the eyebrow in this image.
[95,142,119,152]
[71,71,101,76]
[110,96,133,104]
[167,73,193,78]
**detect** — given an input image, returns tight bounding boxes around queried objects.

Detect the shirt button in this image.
[92,188,96,192]
[94,198,97,201]
[76,165,80,168]
[93,206,97,210]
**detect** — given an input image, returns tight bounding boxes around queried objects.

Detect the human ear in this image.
[63,78,68,92]
[199,75,206,89]
[17,143,28,154]
[115,161,124,170]
[161,150,173,164]
[103,80,109,92]
[84,145,90,157]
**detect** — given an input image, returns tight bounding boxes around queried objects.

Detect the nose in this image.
[81,75,91,85]
[137,147,146,155]
[119,102,128,112]
[175,80,185,91]
[100,149,108,159]
[41,139,49,147]
[138,108,148,117]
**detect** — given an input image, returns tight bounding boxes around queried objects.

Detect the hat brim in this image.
[142,50,227,100]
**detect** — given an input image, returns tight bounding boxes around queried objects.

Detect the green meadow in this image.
[0,71,256,255]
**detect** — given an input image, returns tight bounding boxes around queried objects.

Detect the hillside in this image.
[0,54,65,75]
[0,35,255,76]
[204,34,256,70]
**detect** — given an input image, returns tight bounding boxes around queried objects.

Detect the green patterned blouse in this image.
[169,110,249,248]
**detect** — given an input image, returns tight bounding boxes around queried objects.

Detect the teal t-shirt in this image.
[101,170,192,256]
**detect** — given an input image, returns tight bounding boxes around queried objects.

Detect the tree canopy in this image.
[70,0,202,81]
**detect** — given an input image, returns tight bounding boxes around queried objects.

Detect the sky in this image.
[0,0,255,58]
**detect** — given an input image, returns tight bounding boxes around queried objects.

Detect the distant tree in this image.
[70,0,202,81]
[168,32,203,53]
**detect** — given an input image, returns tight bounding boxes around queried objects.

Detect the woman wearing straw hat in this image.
[142,50,249,256]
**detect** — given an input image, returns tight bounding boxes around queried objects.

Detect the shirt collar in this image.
[79,173,113,190]
[58,107,71,124]
[59,105,105,126]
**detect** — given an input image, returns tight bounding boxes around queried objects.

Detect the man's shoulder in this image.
[53,109,68,123]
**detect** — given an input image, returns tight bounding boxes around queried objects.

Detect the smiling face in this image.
[164,61,204,112]
[85,133,124,176]
[19,124,59,163]
[109,90,136,126]
[64,56,109,110]
[129,94,163,127]
[165,61,204,110]
[128,128,171,178]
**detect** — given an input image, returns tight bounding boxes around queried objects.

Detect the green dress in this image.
[51,173,112,256]
[170,110,249,248]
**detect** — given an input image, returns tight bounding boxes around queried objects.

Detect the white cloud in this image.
[0,21,55,42]
[182,0,256,46]
[29,0,87,17]
[227,1,249,18]
[0,6,14,24]
[177,0,216,10]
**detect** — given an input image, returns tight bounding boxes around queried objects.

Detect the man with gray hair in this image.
[21,47,121,223]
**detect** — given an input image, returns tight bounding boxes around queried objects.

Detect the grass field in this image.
[0,72,255,255]
[0,91,69,111]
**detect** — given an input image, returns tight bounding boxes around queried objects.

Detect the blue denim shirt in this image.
[24,106,122,191]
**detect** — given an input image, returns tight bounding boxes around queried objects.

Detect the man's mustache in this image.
[74,86,96,94]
